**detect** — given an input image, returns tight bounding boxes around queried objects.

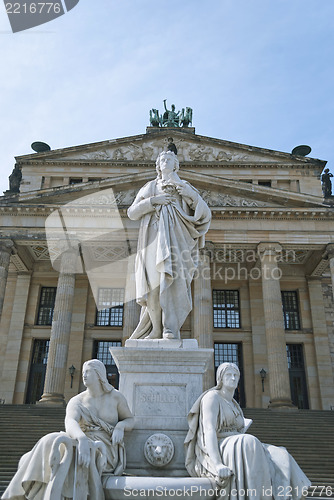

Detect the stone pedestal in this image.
[104,477,217,500]
[110,340,213,476]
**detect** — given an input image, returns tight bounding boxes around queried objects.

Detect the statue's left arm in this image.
[112,392,135,445]
[175,181,211,243]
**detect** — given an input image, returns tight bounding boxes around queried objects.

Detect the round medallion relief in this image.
[144,433,174,467]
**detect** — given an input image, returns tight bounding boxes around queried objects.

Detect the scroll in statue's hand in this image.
[111,426,124,445]
[77,436,91,468]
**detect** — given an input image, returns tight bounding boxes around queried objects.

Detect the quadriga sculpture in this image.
[2,359,134,500]
[184,362,311,500]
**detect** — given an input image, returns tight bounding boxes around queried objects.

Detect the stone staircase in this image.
[244,409,334,498]
[0,406,333,497]
[0,405,65,496]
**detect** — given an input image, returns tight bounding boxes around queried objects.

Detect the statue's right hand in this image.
[77,437,90,468]
[151,194,173,206]
[216,464,233,480]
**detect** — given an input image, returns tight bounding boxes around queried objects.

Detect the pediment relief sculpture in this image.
[69,189,138,208]
[79,143,155,162]
[197,189,273,207]
[44,136,308,165]
[68,188,271,209]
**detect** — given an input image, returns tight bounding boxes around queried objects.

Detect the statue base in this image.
[110,340,213,476]
[104,476,217,499]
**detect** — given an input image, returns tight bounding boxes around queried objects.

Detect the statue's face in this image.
[82,365,99,388]
[222,368,239,390]
[159,153,175,174]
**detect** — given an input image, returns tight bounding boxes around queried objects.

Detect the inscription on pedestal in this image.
[134,384,186,417]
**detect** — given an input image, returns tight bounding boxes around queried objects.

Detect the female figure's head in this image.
[82,359,114,393]
[156,151,179,178]
[216,362,240,390]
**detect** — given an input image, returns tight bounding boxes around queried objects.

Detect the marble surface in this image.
[110,343,213,476]
[104,476,217,500]
[184,362,311,500]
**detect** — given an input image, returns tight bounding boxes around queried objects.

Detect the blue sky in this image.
[0,0,333,194]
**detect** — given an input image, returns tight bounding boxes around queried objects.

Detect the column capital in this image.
[58,244,82,275]
[257,242,282,257]
[0,239,14,255]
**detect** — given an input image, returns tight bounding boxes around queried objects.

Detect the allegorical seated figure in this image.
[2,360,134,500]
[184,362,311,500]
[127,150,211,340]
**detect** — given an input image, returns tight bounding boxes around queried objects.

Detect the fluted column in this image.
[326,244,334,302]
[123,252,140,341]
[257,242,294,408]
[193,249,215,390]
[0,240,14,317]
[39,248,78,406]
[307,277,334,409]
[1,272,31,404]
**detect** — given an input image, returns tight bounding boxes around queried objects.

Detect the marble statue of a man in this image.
[127,150,211,340]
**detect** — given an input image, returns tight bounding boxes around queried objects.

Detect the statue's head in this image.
[324,168,330,173]
[216,362,240,389]
[171,104,175,111]
[156,151,179,178]
[82,359,114,393]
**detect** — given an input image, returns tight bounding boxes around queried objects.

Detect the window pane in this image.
[96,288,124,327]
[213,290,240,328]
[286,344,304,369]
[214,343,245,406]
[282,291,300,330]
[93,340,122,388]
[37,287,56,325]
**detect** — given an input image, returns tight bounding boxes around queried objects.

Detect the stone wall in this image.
[322,281,334,381]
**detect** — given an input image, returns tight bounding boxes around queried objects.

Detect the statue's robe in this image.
[2,402,125,500]
[128,178,211,338]
[185,390,311,500]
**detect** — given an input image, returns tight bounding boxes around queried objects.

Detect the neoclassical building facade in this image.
[0,126,334,410]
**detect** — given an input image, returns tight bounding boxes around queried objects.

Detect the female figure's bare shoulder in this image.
[201,390,221,414]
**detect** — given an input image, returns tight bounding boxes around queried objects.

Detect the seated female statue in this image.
[184,362,311,500]
[2,359,134,500]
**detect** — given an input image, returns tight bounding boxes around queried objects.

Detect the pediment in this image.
[16,130,325,169]
[3,169,326,209]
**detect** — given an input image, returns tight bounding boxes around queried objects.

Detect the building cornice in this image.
[0,205,333,220]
